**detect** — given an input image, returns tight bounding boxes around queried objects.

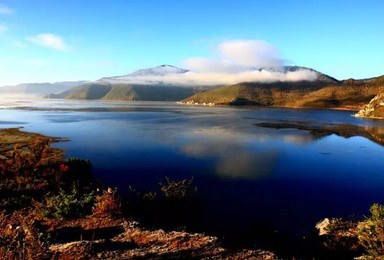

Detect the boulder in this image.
[355,93,384,119]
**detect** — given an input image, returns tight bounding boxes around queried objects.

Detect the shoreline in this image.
[177,100,362,112]
[0,97,365,114]
[0,128,276,259]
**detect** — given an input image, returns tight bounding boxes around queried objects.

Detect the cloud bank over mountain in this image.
[104,69,316,86]
[184,40,283,73]
[100,40,317,86]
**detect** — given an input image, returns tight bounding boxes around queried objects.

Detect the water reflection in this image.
[256,119,384,146]
[1,100,384,243]
[180,127,278,178]
[282,133,315,145]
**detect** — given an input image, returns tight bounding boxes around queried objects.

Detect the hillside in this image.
[0,81,87,98]
[48,83,210,101]
[182,76,384,110]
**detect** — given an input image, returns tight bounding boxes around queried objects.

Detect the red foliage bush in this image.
[92,188,122,217]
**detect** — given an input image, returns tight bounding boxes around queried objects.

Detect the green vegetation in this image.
[159,176,198,200]
[324,218,361,257]
[356,204,384,256]
[324,203,384,258]
[36,187,95,219]
[0,131,123,259]
[66,83,112,100]
[126,176,200,231]
[49,83,211,101]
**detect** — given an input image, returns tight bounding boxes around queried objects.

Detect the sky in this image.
[0,0,383,86]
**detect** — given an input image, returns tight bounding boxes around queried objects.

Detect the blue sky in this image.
[0,0,383,85]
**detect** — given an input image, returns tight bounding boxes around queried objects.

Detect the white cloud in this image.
[102,39,317,86]
[165,39,315,85]
[183,57,247,73]
[218,40,282,67]
[184,40,283,73]
[0,24,7,33]
[106,69,317,86]
[0,4,13,14]
[26,33,70,51]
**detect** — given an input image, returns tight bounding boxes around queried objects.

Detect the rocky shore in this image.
[355,93,384,119]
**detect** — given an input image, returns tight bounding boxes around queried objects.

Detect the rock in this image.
[355,93,384,119]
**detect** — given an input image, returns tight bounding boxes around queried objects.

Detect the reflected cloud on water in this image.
[179,127,279,179]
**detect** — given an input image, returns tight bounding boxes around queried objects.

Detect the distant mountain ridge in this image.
[48,64,329,101]
[0,81,87,98]
[45,65,384,110]
[48,65,214,101]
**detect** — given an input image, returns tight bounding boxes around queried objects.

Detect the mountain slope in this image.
[182,75,384,109]
[48,83,209,101]
[66,84,112,100]
[101,84,201,101]
[283,66,338,83]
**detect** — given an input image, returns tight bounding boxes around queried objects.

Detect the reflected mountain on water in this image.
[255,119,384,146]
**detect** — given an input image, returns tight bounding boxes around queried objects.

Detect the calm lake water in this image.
[1,99,384,249]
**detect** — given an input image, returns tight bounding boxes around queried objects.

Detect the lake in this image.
[1,99,384,252]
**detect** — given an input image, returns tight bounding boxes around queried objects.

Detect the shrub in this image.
[142,191,157,201]
[62,157,93,184]
[36,187,95,219]
[324,218,361,254]
[0,137,63,181]
[356,204,384,257]
[159,177,197,200]
[0,195,33,211]
[92,188,121,217]
[28,137,50,165]
[0,211,50,260]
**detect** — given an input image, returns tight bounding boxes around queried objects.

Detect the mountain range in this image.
[48,64,334,101]
[0,81,87,98]
[48,65,215,101]
[2,65,383,111]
